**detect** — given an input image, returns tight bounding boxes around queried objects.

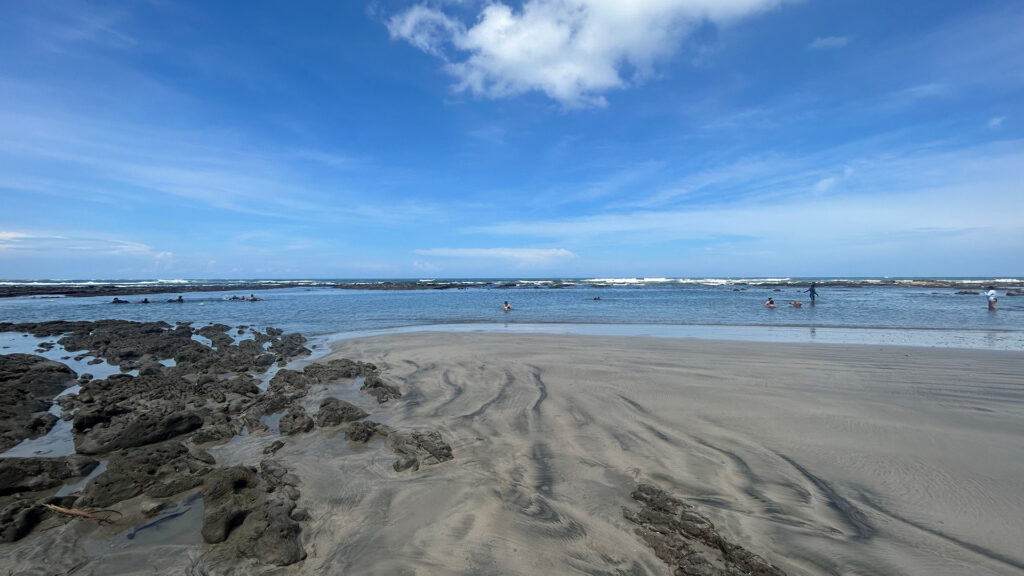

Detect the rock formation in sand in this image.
[624,483,787,576]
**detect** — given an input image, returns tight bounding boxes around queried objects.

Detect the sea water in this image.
[0,278,1021,350]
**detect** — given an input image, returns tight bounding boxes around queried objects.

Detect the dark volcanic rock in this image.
[269,333,311,363]
[623,483,787,576]
[197,324,234,349]
[74,403,203,454]
[201,464,306,566]
[361,372,402,404]
[303,358,377,383]
[77,441,210,508]
[263,440,285,455]
[346,420,387,443]
[278,406,314,436]
[0,353,77,451]
[389,430,453,472]
[268,369,313,399]
[0,320,334,550]
[0,455,98,496]
[0,498,46,543]
[315,397,367,427]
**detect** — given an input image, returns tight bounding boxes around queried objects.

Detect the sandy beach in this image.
[4,330,1024,575]
[312,332,1024,575]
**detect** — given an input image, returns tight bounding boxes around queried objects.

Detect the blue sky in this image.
[1,0,1021,279]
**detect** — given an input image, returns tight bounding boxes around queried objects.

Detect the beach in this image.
[2,327,1023,575]
[313,333,1024,575]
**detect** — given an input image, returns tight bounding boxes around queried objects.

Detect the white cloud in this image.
[0,230,158,256]
[809,36,851,50]
[387,5,464,57]
[812,176,836,193]
[413,260,440,273]
[389,0,784,106]
[414,247,577,267]
[988,116,1006,128]
[0,231,43,242]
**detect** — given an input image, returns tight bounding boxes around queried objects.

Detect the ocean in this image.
[1,278,1021,350]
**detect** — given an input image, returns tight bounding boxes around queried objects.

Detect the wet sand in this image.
[315,332,1024,575]
[5,332,1024,575]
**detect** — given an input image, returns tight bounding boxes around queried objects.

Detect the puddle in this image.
[56,460,108,496]
[85,492,204,554]
[260,411,285,432]
[255,363,282,392]
[0,332,123,380]
[1,417,76,457]
[159,358,177,367]
[190,333,213,348]
[124,493,204,544]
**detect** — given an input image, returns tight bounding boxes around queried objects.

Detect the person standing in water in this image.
[502,301,512,311]
[804,282,818,305]
[986,288,998,311]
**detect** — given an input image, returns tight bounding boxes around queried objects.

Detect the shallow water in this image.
[1,281,1022,350]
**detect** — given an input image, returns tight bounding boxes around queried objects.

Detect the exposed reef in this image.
[0,320,452,569]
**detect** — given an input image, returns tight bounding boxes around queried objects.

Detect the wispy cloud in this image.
[388,0,786,107]
[0,230,161,256]
[809,36,851,50]
[466,140,1024,258]
[0,97,443,225]
[988,116,1007,128]
[414,247,577,267]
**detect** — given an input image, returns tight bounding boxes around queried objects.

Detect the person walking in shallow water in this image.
[804,282,818,305]
[986,288,998,311]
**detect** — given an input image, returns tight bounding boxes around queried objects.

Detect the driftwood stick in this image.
[42,503,121,525]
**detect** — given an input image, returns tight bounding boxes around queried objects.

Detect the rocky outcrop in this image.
[347,420,387,443]
[0,495,74,543]
[201,462,306,566]
[76,441,212,508]
[389,430,453,472]
[269,333,311,364]
[278,406,314,436]
[315,397,367,426]
[623,483,787,576]
[0,354,77,451]
[74,403,203,454]
[0,455,98,496]
[0,319,428,562]
[303,358,377,382]
[362,372,402,404]
[268,369,313,399]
